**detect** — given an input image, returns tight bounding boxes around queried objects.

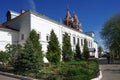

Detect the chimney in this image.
[21,10,25,14]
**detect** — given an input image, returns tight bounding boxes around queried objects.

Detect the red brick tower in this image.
[63,10,82,32]
[63,9,73,27]
[72,13,82,32]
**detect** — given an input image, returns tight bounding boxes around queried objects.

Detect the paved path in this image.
[99,58,120,80]
[0,74,20,80]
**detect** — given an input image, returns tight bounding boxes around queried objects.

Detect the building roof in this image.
[3,10,94,39]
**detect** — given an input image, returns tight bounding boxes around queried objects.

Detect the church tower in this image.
[63,9,73,27]
[72,13,82,32]
[63,10,82,32]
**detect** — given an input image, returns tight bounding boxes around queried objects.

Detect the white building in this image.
[0,10,98,62]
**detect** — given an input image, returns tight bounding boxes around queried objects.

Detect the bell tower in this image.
[63,9,73,27]
[72,13,82,32]
[63,10,82,32]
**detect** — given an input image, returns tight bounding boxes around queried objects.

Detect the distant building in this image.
[0,10,98,62]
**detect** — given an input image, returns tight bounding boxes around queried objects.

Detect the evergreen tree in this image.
[82,39,89,60]
[46,30,61,63]
[5,44,22,66]
[14,39,40,74]
[29,29,43,63]
[62,32,73,61]
[74,42,81,61]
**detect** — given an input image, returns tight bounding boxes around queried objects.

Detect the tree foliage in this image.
[82,39,89,60]
[14,30,43,74]
[98,46,103,53]
[5,44,22,66]
[29,29,43,63]
[100,14,120,58]
[14,39,40,73]
[62,32,73,61]
[46,30,61,63]
[74,42,81,61]
[0,51,10,68]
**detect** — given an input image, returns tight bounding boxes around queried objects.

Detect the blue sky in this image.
[0,0,120,48]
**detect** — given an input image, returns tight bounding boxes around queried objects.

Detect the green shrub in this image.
[79,61,87,67]
[36,72,44,79]
[67,68,81,76]
[45,74,57,80]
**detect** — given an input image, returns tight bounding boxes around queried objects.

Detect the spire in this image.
[65,9,71,19]
[72,13,79,22]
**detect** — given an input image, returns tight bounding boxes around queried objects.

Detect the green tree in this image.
[0,51,10,68]
[98,46,103,57]
[74,42,81,61]
[82,39,89,60]
[14,39,40,74]
[100,14,120,58]
[62,32,73,61]
[5,44,22,66]
[29,29,43,63]
[46,30,61,63]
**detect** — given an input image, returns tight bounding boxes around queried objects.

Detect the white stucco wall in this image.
[4,12,31,45]
[0,11,98,62]
[0,28,18,51]
[30,12,97,62]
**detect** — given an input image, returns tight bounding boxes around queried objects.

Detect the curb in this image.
[91,67,102,80]
[0,71,38,80]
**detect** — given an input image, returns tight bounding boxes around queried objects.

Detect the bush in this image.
[79,61,87,67]
[45,74,57,80]
[0,51,10,68]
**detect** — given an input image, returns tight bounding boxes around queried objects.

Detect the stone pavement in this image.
[99,58,120,80]
[0,74,20,80]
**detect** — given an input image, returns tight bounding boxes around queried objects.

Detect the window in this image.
[38,32,41,39]
[81,39,83,46]
[21,34,24,40]
[91,42,92,47]
[46,34,49,41]
[77,38,79,44]
[88,41,90,47]
[73,37,76,45]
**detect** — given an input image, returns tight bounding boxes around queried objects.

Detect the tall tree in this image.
[98,46,103,57]
[100,14,120,58]
[29,29,43,63]
[14,39,40,74]
[62,32,73,61]
[74,42,81,61]
[82,39,89,60]
[46,30,61,63]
